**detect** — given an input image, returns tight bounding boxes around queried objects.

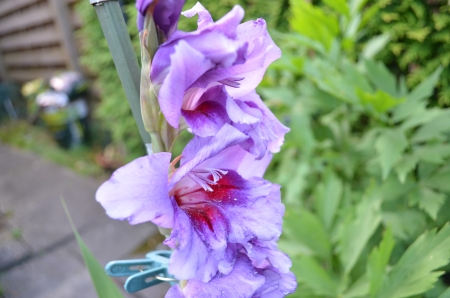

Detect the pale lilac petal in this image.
[236,150,272,179]
[181,2,214,29]
[240,91,290,153]
[226,183,283,244]
[96,153,174,227]
[164,205,230,282]
[165,285,183,298]
[172,124,248,186]
[157,40,215,128]
[254,265,297,298]
[245,240,292,274]
[226,97,261,124]
[171,254,265,298]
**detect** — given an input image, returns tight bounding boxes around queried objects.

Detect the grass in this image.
[0,121,106,178]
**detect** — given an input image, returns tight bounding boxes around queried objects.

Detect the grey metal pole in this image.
[90,0,152,146]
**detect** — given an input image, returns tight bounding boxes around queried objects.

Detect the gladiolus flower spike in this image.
[97,1,296,297]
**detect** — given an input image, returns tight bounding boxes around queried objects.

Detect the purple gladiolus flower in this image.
[150,3,282,130]
[136,0,185,37]
[96,124,285,282]
[165,253,296,298]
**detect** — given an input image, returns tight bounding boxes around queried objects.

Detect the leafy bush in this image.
[365,0,450,106]
[260,0,450,297]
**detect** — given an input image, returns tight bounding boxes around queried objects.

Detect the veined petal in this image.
[172,124,248,186]
[96,153,174,227]
[167,170,282,282]
[164,205,231,282]
[166,253,265,298]
[182,101,230,138]
[157,40,215,128]
[226,183,283,244]
[181,2,214,29]
[254,264,297,298]
[239,91,290,153]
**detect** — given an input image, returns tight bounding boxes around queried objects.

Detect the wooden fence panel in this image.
[0,0,80,82]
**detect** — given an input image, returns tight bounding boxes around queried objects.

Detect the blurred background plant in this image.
[258,0,450,297]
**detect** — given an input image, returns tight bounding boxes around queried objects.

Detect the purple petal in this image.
[166,253,265,298]
[182,101,230,138]
[192,19,281,97]
[254,265,297,298]
[166,170,282,281]
[157,40,215,128]
[164,204,230,282]
[181,2,214,29]
[171,124,248,186]
[226,97,261,124]
[244,240,292,274]
[136,0,185,38]
[96,153,174,227]
[240,91,290,153]
[225,183,283,244]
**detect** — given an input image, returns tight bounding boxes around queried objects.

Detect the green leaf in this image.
[412,111,450,143]
[374,224,450,298]
[337,189,382,274]
[361,34,391,60]
[61,198,125,298]
[414,144,450,164]
[382,210,428,241]
[420,187,447,220]
[423,166,450,192]
[364,59,397,97]
[438,287,450,298]
[291,256,339,296]
[392,67,443,122]
[283,207,332,260]
[323,0,349,16]
[368,227,395,298]
[395,154,418,184]
[343,274,370,298]
[315,171,343,231]
[375,129,408,180]
[290,0,339,50]
[356,88,404,113]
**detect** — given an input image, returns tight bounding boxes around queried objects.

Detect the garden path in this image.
[0,144,170,298]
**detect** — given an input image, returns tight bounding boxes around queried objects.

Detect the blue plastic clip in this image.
[105,250,177,293]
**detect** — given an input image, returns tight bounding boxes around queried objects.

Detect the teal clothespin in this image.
[105,250,177,293]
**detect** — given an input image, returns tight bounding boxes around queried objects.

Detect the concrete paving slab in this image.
[0,156,103,252]
[0,144,172,297]
[0,245,97,298]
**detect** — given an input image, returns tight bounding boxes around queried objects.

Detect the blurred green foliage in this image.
[365,0,450,106]
[75,1,143,160]
[259,0,450,297]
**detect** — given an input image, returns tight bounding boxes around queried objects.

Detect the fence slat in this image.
[3,47,65,67]
[0,3,53,36]
[0,0,42,18]
[0,26,60,51]
[7,67,66,82]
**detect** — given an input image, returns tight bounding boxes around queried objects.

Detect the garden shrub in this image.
[260,0,450,296]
